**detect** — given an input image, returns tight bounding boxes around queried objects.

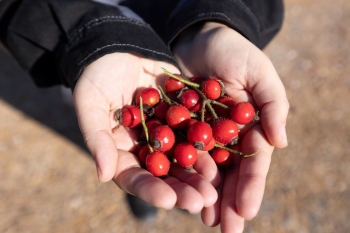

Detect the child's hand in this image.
[173,22,289,232]
[73,53,219,213]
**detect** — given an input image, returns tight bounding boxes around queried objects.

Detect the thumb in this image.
[74,97,118,182]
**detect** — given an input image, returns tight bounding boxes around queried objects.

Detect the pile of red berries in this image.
[115,68,260,177]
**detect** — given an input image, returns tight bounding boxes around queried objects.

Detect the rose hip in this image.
[211,119,239,145]
[138,144,150,166]
[116,105,145,128]
[178,89,199,110]
[201,137,216,151]
[187,121,213,150]
[150,125,175,152]
[231,102,256,124]
[154,101,170,120]
[135,87,160,107]
[164,74,185,92]
[141,119,163,138]
[166,105,191,129]
[213,96,236,118]
[146,152,170,177]
[201,78,221,100]
[174,142,198,168]
[211,148,232,166]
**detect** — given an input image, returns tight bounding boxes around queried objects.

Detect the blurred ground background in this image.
[1,0,350,232]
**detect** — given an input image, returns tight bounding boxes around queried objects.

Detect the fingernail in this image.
[96,163,103,181]
[281,125,288,147]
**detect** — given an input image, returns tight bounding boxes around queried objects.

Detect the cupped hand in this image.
[73,53,218,213]
[173,22,289,232]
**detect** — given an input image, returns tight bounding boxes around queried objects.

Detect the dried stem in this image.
[157,85,172,105]
[214,143,260,158]
[140,97,153,153]
[162,68,200,88]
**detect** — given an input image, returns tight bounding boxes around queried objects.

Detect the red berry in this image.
[211,148,231,166]
[231,102,255,124]
[174,142,198,168]
[204,111,213,122]
[146,152,170,177]
[178,89,199,110]
[138,144,150,166]
[187,121,213,150]
[150,125,175,152]
[201,137,216,151]
[142,119,163,138]
[189,76,205,84]
[211,119,239,145]
[213,96,237,118]
[164,74,185,92]
[166,105,191,129]
[135,87,160,107]
[154,101,170,120]
[189,101,202,112]
[187,118,198,128]
[201,78,221,100]
[116,105,145,128]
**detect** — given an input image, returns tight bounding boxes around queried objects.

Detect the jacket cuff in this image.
[166,0,268,49]
[59,17,177,88]
[6,0,176,89]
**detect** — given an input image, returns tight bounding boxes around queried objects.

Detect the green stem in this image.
[211,100,231,110]
[157,85,172,105]
[162,68,200,88]
[214,143,260,158]
[190,112,198,118]
[200,100,207,122]
[139,97,153,153]
[207,102,218,119]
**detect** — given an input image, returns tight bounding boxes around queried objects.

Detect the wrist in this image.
[172,21,230,50]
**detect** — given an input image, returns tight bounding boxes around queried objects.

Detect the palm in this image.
[73,53,218,212]
[173,22,289,231]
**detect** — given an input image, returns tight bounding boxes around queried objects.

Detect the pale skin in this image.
[173,22,289,232]
[74,53,219,213]
[73,21,289,232]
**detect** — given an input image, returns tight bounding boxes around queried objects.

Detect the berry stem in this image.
[140,97,154,153]
[254,110,260,122]
[157,85,172,105]
[190,112,198,118]
[214,143,260,158]
[207,102,218,119]
[211,100,232,110]
[200,100,207,122]
[217,79,226,97]
[190,86,218,120]
[162,68,200,88]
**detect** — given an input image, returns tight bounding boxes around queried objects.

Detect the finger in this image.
[236,124,273,219]
[193,151,221,187]
[246,55,289,148]
[114,150,177,210]
[169,164,218,207]
[73,74,119,182]
[201,169,224,227]
[201,205,220,227]
[163,176,204,213]
[76,103,118,182]
[221,155,245,233]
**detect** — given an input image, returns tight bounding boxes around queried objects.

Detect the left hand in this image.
[173,22,289,232]
[73,52,219,213]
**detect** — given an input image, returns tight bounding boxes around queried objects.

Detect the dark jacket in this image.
[0,0,284,89]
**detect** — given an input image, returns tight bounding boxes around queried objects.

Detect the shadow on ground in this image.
[0,50,87,153]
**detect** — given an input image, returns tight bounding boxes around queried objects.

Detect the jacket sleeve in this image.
[0,0,177,88]
[121,0,284,49]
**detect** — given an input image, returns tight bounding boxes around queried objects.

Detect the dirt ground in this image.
[1,0,350,232]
